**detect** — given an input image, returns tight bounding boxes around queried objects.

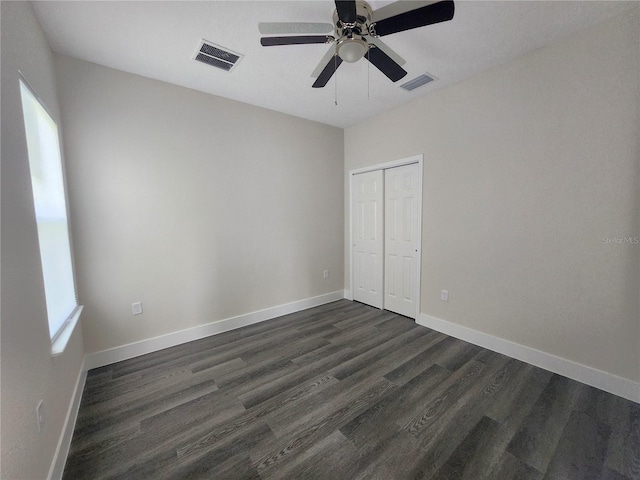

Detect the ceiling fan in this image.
[259,0,455,88]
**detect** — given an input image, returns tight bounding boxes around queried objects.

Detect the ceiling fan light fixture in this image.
[260,0,455,88]
[337,37,368,63]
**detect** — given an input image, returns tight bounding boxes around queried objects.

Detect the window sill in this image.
[51,305,83,357]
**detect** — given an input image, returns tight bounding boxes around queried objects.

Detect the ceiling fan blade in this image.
[368,37,406,67]
[335,0,357,24]
[258,22,334,35]
[260,35,334,47]
[312,54,343,88]
[366,45,407,82]
[372,0,454,36]
[371,0,431,23]
[311,44,338,78]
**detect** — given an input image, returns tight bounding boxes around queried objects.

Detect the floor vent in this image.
[194,40,242,72]
[400,73,436,91]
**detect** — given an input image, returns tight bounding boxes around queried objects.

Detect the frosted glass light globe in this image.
[338,38,368,63]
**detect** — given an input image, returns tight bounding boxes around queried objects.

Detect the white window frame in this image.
[19,74,82,355]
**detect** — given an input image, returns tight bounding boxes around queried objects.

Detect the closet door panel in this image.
[352,170,384,309]
[384,164,420,318]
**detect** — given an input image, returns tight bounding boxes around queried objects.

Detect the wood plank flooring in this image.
[63,300,640,479]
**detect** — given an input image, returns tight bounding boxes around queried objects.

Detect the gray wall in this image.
[345,9,639,383]
[54,56,345,354]
[1,3,86,479]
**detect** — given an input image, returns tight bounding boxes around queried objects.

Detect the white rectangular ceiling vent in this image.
[194,40,243,72]
[400,73,436,91]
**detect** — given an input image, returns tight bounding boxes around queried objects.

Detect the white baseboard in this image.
[85,291,345,370]
[48,357,87,480]
[417,313,640,404]
[343,289,352,300]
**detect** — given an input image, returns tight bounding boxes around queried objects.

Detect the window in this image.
[19,78,81,351]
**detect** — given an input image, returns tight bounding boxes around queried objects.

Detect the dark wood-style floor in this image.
[63,300,639,479]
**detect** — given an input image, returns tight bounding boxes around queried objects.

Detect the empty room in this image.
[1,1,638,479]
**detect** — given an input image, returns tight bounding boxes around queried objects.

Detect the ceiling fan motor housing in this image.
[334,1,373,62]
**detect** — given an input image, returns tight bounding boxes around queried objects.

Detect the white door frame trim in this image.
[348,154,423,319]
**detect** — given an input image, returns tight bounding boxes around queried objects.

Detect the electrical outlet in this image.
[440,290,449,302]
[36,400,45,432]
[132,302,143,315]
[323,270,329,278]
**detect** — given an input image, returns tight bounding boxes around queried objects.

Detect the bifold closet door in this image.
[384,164,420,318]
[352,170,384,309]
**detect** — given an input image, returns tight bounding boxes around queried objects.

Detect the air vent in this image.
[194,40,243,72]
[400,73,436,91]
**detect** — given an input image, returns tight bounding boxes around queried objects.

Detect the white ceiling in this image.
[32,1,635,128]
